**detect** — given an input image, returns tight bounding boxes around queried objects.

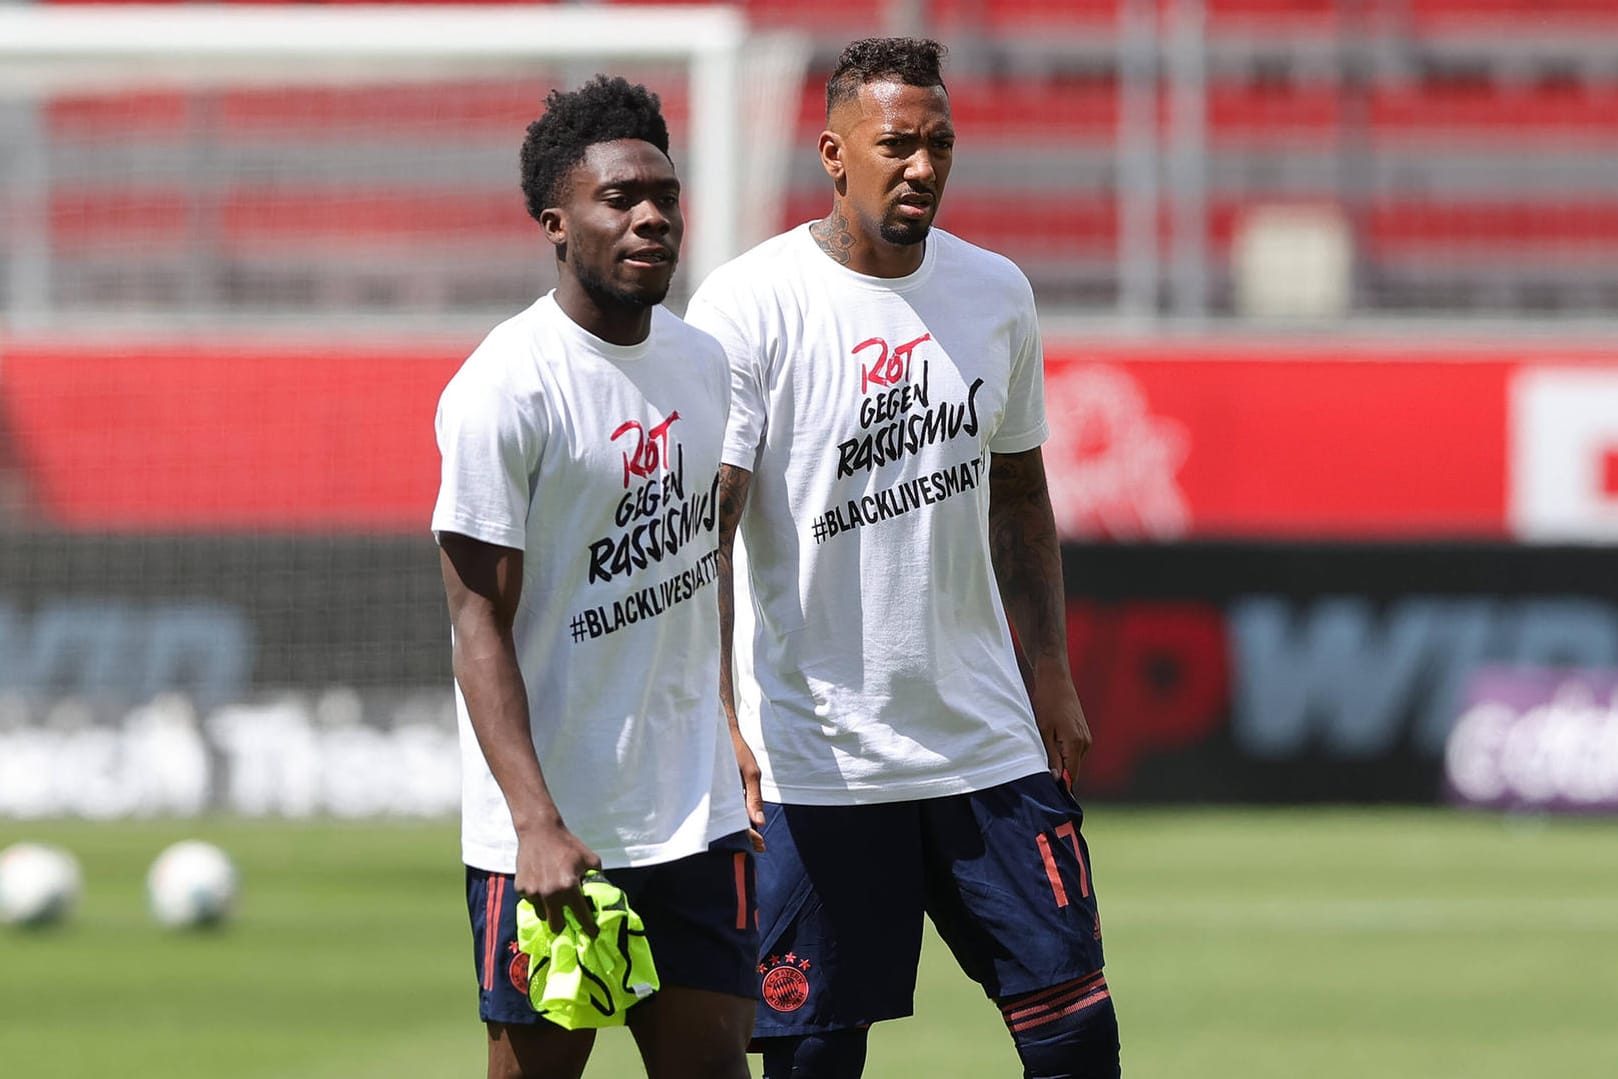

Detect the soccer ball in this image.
[146,840,239,929]
[0,841,83,928]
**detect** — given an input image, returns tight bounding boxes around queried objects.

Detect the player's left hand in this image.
[730,726,767,853]
[1030,678,1093,791]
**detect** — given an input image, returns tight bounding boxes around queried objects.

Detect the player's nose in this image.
[906,149,938,186]
[631,198,672,236]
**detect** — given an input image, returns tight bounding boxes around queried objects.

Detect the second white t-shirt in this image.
[685,225,1051,805]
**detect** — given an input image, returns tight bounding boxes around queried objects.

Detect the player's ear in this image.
[818,130,845,183]
[540,207,566,249]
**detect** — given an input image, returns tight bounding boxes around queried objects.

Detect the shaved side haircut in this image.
[824,37,948,119]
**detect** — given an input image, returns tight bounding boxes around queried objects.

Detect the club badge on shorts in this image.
[759,951,813,1012]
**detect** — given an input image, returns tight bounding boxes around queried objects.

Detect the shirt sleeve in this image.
[989,276,1050,455]
[686,285,766,473]
[430,360,537,550]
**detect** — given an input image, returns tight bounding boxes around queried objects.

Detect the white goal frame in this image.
[0,4,807,326]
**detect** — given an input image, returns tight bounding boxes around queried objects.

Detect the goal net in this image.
[0,5,807,820]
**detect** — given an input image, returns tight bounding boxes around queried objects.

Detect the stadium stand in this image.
[22,0,1618,316]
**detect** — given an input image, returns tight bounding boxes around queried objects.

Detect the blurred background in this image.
[2,2,1617,1077]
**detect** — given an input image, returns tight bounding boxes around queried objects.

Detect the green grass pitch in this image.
[3,808,1616,1077]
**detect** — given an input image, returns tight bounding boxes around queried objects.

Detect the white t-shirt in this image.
[685,224,1050,805]
[432,293,747,872]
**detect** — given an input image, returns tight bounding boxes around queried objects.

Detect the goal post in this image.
[0,4,809,329]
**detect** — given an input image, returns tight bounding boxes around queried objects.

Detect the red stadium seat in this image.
[932,0,1336,35]
[1208,83,1341,144]
[43,0,552,4]
[931,0,1118,33]
[33,0,1618,314]
[1369,85,1618,141]
[45,80,692,141]
[48,186,532,255]
[1368,201,1618,260]
[599,0,890,32]
[1403,0,1618,31]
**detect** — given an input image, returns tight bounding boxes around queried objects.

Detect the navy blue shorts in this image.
[753,773,1106,1038]
[467,831,758,1025]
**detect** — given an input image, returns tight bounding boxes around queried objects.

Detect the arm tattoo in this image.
[989,449,1068,666]
[810,203,858,266]
[717,464,751,555]
[716,464,753,716]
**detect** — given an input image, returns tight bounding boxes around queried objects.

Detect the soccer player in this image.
[433,75,756,1079]
[684,38,1121,1079]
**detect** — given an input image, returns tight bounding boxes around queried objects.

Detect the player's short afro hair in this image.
[826,37,948,118]
[520,75,671,224]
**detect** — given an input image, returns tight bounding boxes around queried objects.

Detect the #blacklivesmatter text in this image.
[570,548,720,643]
[811,457,986,544]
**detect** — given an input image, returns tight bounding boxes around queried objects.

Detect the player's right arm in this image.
[438,532,600,935]
[687,273,770,850]
[716,463,765,851]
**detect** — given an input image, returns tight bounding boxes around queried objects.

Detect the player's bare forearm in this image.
[715,463,753,728]
[440,534,601,929]
[715,463,765,842]
[988,448,1071,680]
[439,534,557,830]
[989,449,1093,777]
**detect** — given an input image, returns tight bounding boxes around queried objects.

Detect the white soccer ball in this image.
[0,841,83,928]
[146,840,239,929]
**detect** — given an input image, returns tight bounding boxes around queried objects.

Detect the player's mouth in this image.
[895,191,935,218]
[622,245,674,268]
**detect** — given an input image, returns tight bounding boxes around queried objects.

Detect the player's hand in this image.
[1031,678,1093,791]
[730,726,767,852]
[513,822,603,936]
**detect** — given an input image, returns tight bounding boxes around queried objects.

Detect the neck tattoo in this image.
[810,206,857,266]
